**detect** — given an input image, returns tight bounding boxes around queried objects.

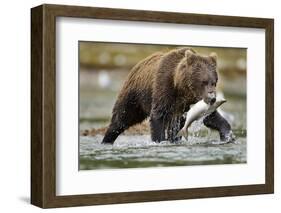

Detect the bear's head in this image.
[174,49,218,105]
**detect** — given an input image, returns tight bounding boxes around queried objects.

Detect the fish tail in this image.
[177,129,188,141]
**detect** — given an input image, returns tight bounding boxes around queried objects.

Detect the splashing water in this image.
[79,119,246,170]
[79,89,247,170]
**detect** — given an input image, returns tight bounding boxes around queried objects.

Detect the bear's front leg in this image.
[150,108,173,142]
[203,110,235,143]
[167,115,185,142]
[150,116,166,142]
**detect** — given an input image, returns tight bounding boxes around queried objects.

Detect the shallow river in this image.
[79,121,246,170]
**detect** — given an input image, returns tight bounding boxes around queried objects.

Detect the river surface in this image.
[79,115,246,170]
[80,134,246,170]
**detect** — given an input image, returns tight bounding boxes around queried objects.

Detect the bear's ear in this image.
[209,52,217,64]
[185,50,196,65]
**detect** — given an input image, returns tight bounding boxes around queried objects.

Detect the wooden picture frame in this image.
[31,4,274,208]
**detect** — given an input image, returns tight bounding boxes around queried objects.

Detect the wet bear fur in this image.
[102,47,233,144]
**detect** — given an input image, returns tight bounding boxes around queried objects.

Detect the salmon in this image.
[177,98,227,140]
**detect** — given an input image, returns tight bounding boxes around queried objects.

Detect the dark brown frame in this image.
[31,4,274,208]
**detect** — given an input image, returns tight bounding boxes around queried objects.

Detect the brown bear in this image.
[102,47,234,144]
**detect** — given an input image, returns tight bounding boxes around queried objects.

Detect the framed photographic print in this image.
[31,4,274,208]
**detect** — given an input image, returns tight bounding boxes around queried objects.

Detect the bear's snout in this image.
[210,97,216,105]
[206,92,216,105]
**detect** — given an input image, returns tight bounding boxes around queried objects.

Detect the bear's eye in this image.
[211,82,216,87]
[201,81,208,86]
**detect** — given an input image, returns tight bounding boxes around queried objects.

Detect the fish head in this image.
[213,98,227,108]
[204,98,227,115]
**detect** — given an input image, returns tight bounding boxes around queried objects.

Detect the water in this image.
[79,120,247,170]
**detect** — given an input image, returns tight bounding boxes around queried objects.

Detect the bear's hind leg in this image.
[102,99,147,144]
[101,120,125,144]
